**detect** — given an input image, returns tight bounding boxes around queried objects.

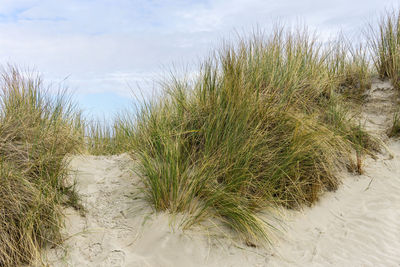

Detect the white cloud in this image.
[0,0,399,117]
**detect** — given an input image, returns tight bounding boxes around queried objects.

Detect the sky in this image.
[0,0,399,120]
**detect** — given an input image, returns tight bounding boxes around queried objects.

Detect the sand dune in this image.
[268,140,400,266]
[43,81,400,266]
[45,154,269,267]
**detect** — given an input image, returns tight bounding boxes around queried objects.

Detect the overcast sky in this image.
[0,0,398,119]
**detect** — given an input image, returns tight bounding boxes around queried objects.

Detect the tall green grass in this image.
[86,120,119,155]
[83,11,400,244]
[389,110,400,137]
[0,67,83,266]
[327,37,372,98]
[85,118,133,155]
[113,28,373,244]
[369,9,400,89]
[0,8,397,264]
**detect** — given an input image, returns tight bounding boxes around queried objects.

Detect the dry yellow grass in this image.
[0,67,83,266]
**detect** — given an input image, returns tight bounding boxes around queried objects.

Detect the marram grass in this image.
[327,36,372,98]
[86,120,120,155]
[0,67,83,266]
[368,9,400,89]
[83,15,400,245]
[85,115,135,155]
[1,8,399,265]
[114,28,374,245]
[389,110,400,137]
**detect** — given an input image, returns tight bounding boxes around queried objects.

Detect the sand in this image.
[43,80,400,266]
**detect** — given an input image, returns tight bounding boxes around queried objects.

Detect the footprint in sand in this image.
[102,250,126,267]
[81,242,103,261]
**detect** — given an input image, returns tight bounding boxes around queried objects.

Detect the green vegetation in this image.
[369,9,400,89]
[368,9,400,135]
[2,8,400,265]
[328,38,372,98]
[0,67,83,266]
[86,117,133,155]
[112,28,376,244]
[389,111,400,137]
[84,10,400,244]
[86,120,119,155]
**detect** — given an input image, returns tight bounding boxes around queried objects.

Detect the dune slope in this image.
[44,80,400,266]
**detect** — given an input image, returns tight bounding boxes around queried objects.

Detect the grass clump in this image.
[389,111,400,137]
[327,38,372,98]
[0,67,83,266]
[369,9,400,89]
[117,28,368,244]
[86,120,119,155]
[86,118,132,155]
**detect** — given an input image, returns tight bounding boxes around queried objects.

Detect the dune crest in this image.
[44,80,400,266]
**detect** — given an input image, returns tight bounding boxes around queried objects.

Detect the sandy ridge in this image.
[44,80,400,267]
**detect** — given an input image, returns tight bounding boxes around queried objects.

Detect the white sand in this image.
[44,154,269,266]
[43,80,400,266]
[268,140,400,266]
